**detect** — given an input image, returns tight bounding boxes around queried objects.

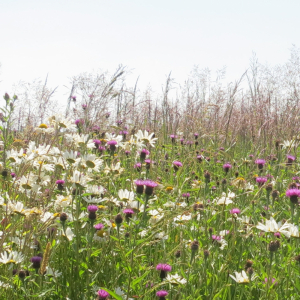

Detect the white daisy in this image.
[229,270,257,283]
[105,133,123,144]
[165,273,187,285]
[256,217,291,235]
[48,114,76,132]
[118,189,135,202]
[285,224,300,238]
[40,211,55,223]
[63,150,79,164]
[81,154,103,171]
[63,227,75,241]
[45,266,62,277]
[104,162,124,176]
[135,130,157,147]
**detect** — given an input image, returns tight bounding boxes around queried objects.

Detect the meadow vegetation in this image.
[1,49,300,299]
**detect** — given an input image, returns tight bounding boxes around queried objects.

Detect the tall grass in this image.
[1,48,300,299]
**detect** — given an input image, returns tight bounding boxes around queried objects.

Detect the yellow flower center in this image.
[22,184,32,190]
[97,230,105,237]
[86,161,95,168]
[39,123,48,129]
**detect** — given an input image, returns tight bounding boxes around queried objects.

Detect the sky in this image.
[1,0,300,102]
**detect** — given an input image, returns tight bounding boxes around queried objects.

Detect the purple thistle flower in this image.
[156,263,172,271]
[212,235,221,240]
[31,256,42,269]
[134,162,142,172]
[286,188,300,204]
[255,159,266,170]
[123,208,134,220]
[230,208,241,215]
[223,163,232,173]
[134,179,144,194]
[287,154,295,161]
[56,180,65,185]
[125,150,130,156]
[94,223,104,230]
[194,133,199,139]
[156,264,172,279]
[249,154,254,159]
[197,155,203,162]
[56,179,65,191]
[144,159,153,170]
[107,140,117,151]
[274,232,281,238]
[170,134,177,143]
[144,180,158,196]
[87,205,98,213]
[82,104,87,110]
[97,289,109,299]
[156,290,168,299]
[71,95,76,101]
[11,172,16,178]
[173,160,183,172]
[123,208,134,215]
[173,160,183,167]
[98,146,106,153]
[256,177,267,186]
[75,119,84,126]
[140,148,150,160]
[87,205,98,220]
[92,126,100,132]
[93,139,102,147]
[287,154,296,165]
[182,193,190,198]
[219,147,225,151]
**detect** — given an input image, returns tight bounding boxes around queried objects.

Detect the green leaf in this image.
[91,249,102,257]
[131,270,150,287]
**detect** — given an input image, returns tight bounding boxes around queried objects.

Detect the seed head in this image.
[175,250,181,258]
[115,213,123,224]
[190,240,199,251]
[203,249,210,258]
[268,240,280,252]
[60,213,68,222]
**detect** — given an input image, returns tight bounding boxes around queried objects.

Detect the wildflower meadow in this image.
[2,58,300,299]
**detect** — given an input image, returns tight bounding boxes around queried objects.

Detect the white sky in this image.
[1,0,300,101]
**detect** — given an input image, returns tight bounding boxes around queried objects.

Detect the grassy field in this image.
[1,61,300,300]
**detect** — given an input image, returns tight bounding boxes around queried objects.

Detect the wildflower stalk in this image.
[267,252,273,293]
[142,194,149,225]
[291,203,295,224]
